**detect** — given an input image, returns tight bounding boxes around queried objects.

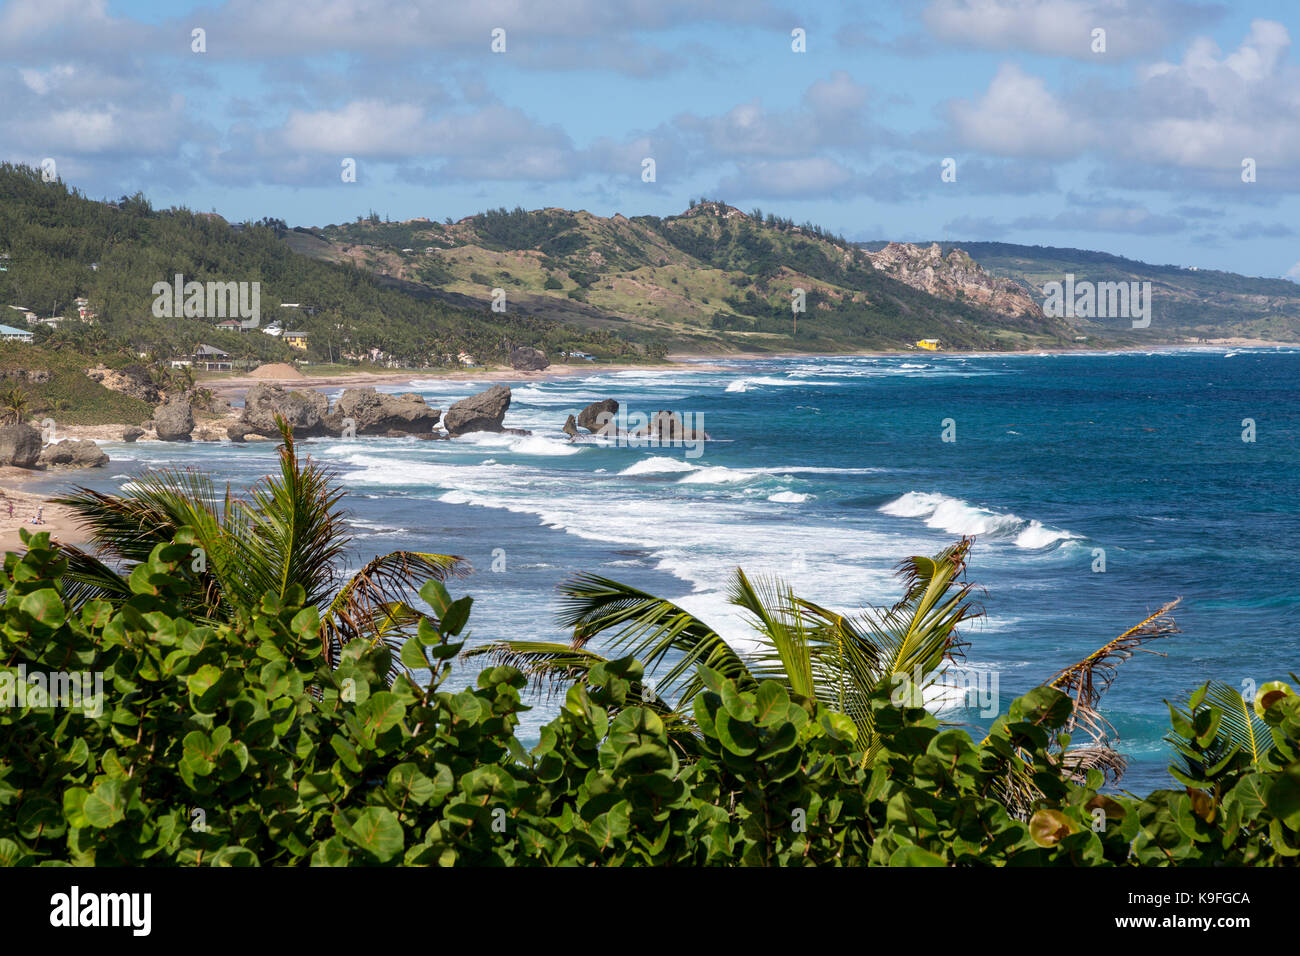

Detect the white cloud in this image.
[923,0,1216,59]
[948,63,1088,157]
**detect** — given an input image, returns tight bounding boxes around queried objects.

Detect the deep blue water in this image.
[32,348,1300,793]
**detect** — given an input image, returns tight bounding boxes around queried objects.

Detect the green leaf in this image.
[20,588,66,629]
[339,807,404,863]
[888,845,947,867]
[83,780,127,828]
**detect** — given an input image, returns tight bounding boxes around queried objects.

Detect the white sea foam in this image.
[880,491,1079,549]
[768,491,811,503]
[619,456,698,476]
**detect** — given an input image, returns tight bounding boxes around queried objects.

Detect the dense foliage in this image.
[2,529,1297,866]
[0,164,642,367]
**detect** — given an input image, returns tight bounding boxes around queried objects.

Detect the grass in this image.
[0,344,153,426]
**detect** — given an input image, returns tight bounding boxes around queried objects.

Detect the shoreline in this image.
[0,467,88,552]
[4,339,1296,553]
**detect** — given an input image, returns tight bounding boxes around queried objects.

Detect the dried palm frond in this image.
[1048,598,1180,743]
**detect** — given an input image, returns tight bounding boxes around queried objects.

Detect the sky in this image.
[2,0,1298,278]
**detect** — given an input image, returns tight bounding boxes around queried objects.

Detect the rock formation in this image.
[38,439,108,469]
[509,346,550,371]
[152,398,195,442]
[0,424,42,467]
[575,398,619,435]
[443,385,512,437]
[326,387,441,435]
[864,242,1042,319]
[86,364,165,404]
[240,383,329,436]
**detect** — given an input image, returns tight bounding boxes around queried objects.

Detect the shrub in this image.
[1,532,1297,866]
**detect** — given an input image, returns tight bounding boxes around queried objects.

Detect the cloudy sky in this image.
[3,0,1298,277]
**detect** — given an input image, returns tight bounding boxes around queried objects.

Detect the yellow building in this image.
[915,339,941,351]
[284,331,308,350]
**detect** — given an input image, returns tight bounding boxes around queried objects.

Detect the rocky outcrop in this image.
[38,439,108,469]
[0,424,42,467]
[152,398,195,442]
[86,364,164,404]
[562,414,579,439]
[576,398,619,435]
[630,410,710,441]
[240,383,329,436]
[326,387,441,435]
[2,369,52,385]
[864,243,1042,320]
[509,346,549,371]
[192,422,229,442]
[443,385,512,437]
[122,426,145,443]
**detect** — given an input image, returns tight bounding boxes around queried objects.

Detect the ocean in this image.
[33,348,1300,793]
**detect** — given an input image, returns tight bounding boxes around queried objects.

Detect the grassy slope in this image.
[306,204,1080,354]
[0,344,152,426]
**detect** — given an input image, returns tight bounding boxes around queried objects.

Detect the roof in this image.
[195,344,230,356]
[0,324,32,335]
[283,330,307,336]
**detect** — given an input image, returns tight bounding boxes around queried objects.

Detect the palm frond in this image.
[1048,598,1180,742]
[464,640,611,695]
[557,571,755,704]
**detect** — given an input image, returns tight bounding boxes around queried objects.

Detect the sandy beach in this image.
[0,467,88,553]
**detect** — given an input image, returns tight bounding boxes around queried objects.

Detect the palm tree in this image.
[50,417,467,668]
[473,539,1179,786]
[473,539,981,760]
[0,386,28,426]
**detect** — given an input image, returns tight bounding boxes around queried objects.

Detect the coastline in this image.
[4,339,1296,554]
[0,467,87,552]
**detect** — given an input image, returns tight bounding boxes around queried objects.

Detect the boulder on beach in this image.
[152,398,195,442]
[443,385,512,437]
[240,383,329,436]
[38,439,108,469]
[576,398,619,435]
[326,387,441,436]
[509,346,550,371]
[122,426,145,443]
[0,423,43,468]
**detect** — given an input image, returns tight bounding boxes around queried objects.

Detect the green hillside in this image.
[0,164,648,368]
[306,201,1078,354]
[861,240,1300,340]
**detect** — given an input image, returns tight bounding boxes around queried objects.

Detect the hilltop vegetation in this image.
[309,201,1078,354]
[0,164,648,370]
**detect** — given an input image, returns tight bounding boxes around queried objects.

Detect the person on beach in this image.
[32,506,43,526]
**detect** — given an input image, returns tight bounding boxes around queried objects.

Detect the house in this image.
[283,331,308,351]
[193,344,232,371]
[74,297,97,322]
[261,323,283,337]
[457,351,478,367]
[0,324,33,343]
[915,339,941,351]
[567,350,594,361]
[6,306,37,325]
[216,319,245,332]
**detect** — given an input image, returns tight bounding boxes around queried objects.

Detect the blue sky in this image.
[3,0,1299,278]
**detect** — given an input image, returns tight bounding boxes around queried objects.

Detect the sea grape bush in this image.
[1,532,1298,866]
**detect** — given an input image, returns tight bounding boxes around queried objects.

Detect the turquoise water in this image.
[36,348,1300,792]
